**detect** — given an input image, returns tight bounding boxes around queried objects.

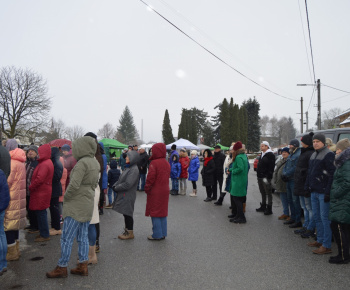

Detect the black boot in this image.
[214,197,223,206]
[256,203,266,212]
[173,190,179,196]
[264,205,273,215]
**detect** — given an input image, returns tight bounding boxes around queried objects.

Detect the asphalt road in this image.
[2,165,350,289]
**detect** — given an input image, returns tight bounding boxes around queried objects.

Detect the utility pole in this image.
[317,79,321,130]
[300,97,304,133]
[305,111,309,131]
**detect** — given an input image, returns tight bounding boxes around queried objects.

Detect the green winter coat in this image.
[229,151,248,197]
[329,147,350,224]
[63,136,100,223]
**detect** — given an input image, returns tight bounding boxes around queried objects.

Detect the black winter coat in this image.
[0,145,11,178]
[201,159,216,186]
[293,146,314,197]
[51,147,63,198]
[257,151,275,179]
[213,152,225,176]
[108,160,121,187]
[138,152,149,174]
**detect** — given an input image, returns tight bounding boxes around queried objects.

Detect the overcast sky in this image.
[1,0,349,142]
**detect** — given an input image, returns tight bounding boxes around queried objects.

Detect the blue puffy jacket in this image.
[283,148,301,180]
[0,169,10,212]
[99,142,108,190]
[188,156,200,181]
[170,155,181,179]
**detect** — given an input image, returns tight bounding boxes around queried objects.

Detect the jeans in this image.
[151,217,167,239]
[88,224,97,246]
[257,178,273,206]
[49,197,61,230]
[138,173,146,191]
[58,216,90,267]
[311,192,332,248]
[305,197,316,231]
[286,180,296,220]
[279,192,289,216]
[290,181,301,223]
[35,209,50,238]
[108,187,117,205]
[171,178,179,191]
[0,210,7,271]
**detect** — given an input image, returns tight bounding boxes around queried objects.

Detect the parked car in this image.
[295,128,350,144]
[254,155,260,171]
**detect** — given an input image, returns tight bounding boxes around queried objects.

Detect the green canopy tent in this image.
[209,143,230,151]
[100,138,128,162]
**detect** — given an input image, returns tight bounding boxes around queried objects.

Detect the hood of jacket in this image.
[38,144,51,162]
[127,150,140,166]
[335,147,350,168]
[110,159,118,169]
[150,143,166,160]
[72,136,98,160]
[10,148,26,163]
[98,142,105,155]
[51,147,60,160]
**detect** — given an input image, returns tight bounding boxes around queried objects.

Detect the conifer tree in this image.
[220,98,231,146]
[240,105,248,145]
[202,121,215,146]
[242,97,261,152]
[115,106,139,145]
[162,109,175,144]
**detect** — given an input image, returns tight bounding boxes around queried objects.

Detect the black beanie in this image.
[289,139,300,148]
[313,132,326,145]
[301,132,314,147]
[171,144,176,150]
[84,132,97,139]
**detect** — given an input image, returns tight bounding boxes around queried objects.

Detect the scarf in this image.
[204,156,213,167]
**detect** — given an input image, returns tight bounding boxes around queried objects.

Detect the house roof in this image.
[339,116,350,125]
[335,108,350,118]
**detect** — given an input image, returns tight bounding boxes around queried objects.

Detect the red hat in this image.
[233,141,242,151]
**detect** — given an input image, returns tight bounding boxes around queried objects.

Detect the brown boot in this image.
[307,241,322,247]
[46,266,68,278]
[6,244,19,261]
[35,236,50,242]
[118,228,134,240]
[88,246,98,264]
[70,262,88,276]
[312,246,332,255]
[243,203,246,213]
[16,240,21,257]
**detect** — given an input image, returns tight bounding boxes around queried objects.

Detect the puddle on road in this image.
[30,256,44,261]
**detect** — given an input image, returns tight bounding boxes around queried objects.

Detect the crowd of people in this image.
[0,131,349,279]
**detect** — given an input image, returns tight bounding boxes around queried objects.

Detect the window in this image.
[338,133,350,142]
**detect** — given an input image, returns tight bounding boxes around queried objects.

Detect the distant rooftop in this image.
[340,116,350,125]
[335,108,350,118]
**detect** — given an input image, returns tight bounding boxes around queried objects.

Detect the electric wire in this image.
[321,84,350,94]
[304,0,316,83]
[306,85,316,112]
[139,0,299,101]
[322,93,350,104]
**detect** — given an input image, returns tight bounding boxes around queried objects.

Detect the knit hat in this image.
[261,141,270,148]
[289,139,300,148]
[233,141,243,151]
[336,138,350,151]
[5,139,18,151]
[325,138,334,147]
[171,144,176,150]
[281,147,290,154]
[28,145,38,154]
[84,132,97,139]
[300,132,314,146]
[190,150,198,155]
[61,144,71,152]
[313,133,326,145]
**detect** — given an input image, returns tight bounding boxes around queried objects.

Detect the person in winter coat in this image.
[61,144,77,187]
[0,169,10,275]
[29,144,54,243]
[98,142,108,215]
[272,147,290,220]
[49,147,63,236]
[46,136,100,278]
[256,141,275,215]
[112,151,140,240]
[305,133,336,255]
[216,146,234,205]
[59,156,67,222]
[282,139,301,227]
[293,133,316,238]
[5,139,26,261]
[212,145,225,201]
[201,149,216,202]
[170,155,181,196]
[179,148,190,196]
[105,159,121,209]
[145,143,171,240]
[137,148,149,191]
[228,142,249,224]
[119,148,127,171]
[168,144,179,167]
[25,145,39,233]
[188,150,200,197]
[328,138,350,264]
[0,143,11,178]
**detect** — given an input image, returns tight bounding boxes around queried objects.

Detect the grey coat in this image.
[112,151,140,217]
[272,157,287,193]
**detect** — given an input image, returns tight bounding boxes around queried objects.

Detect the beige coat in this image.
[221,154,232,193]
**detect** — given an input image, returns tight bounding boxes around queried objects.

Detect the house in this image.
[336,108,350,128]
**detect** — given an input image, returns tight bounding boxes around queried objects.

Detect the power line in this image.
[304,0,316,83]
[139,0,299,102]
[322,93,350,104]
[321,84,350,94]
[306,85,316,112]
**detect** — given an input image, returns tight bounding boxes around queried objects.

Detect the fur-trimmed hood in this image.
[335,147,350,168]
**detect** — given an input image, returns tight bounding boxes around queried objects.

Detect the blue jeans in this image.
[286,181,296,221]
[88,224,96,246]
[58,216,90,267]
[35,209,50,238]
[311,192,332,248]
[108,187,116,205]
[138,174,146,190]
[171,178,179,190]
[0,210,7,271]
[292,193,301,223]
[151,217,167,239]
[300,196,315,230]
[279,192,289,216]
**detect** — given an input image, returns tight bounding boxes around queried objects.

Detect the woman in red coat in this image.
[179,148,190,196]
[145,143,171,240]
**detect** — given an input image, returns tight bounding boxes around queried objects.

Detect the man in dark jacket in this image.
[137,148,149,192]
[0,143,11,177]
[282,139,301,228]
[305,133,336,255]
[105,159,121,209]
[212,145,225,201]
[256,141,275,215]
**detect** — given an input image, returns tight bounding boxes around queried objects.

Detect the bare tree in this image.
[0,66,51,138]
[323,107,342,129]
[260,115,270,136]
[97,122,115,139]
[65,125,85,141]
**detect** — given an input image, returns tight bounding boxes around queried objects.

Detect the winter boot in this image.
[243,203,246,213]
[118,228,134,240]
[264,205,273,215]
[16,240,20,257]
[70,262,88,276]
[173,190,179,196]
[256,203,266,212]
[95,240,100,253]
[214,197,223,206]
[46,266,68,278]
[88,246,98,264]
[190,189,197,197]
[6,244,19,261]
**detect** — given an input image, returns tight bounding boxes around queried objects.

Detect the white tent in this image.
[197,144,212,150]
[166,138,199,150]
[139,143,155,149]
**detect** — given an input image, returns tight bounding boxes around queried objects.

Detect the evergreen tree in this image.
[228,98,235,143]
[115,106,139,145]
[178,109,189,140]
[220,98,231,146]
[202,121,215,146]
[242,97,261,152]
[162,109,175,144]
[211,101,222,143]
[240,106,248,145]
[232,104,240,142]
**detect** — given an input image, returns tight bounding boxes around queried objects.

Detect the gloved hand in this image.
[324,195,330,203]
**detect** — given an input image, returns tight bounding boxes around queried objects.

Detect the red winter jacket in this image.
[145,143,171,217]
[29,144,54,211]
[179,155,190,178]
